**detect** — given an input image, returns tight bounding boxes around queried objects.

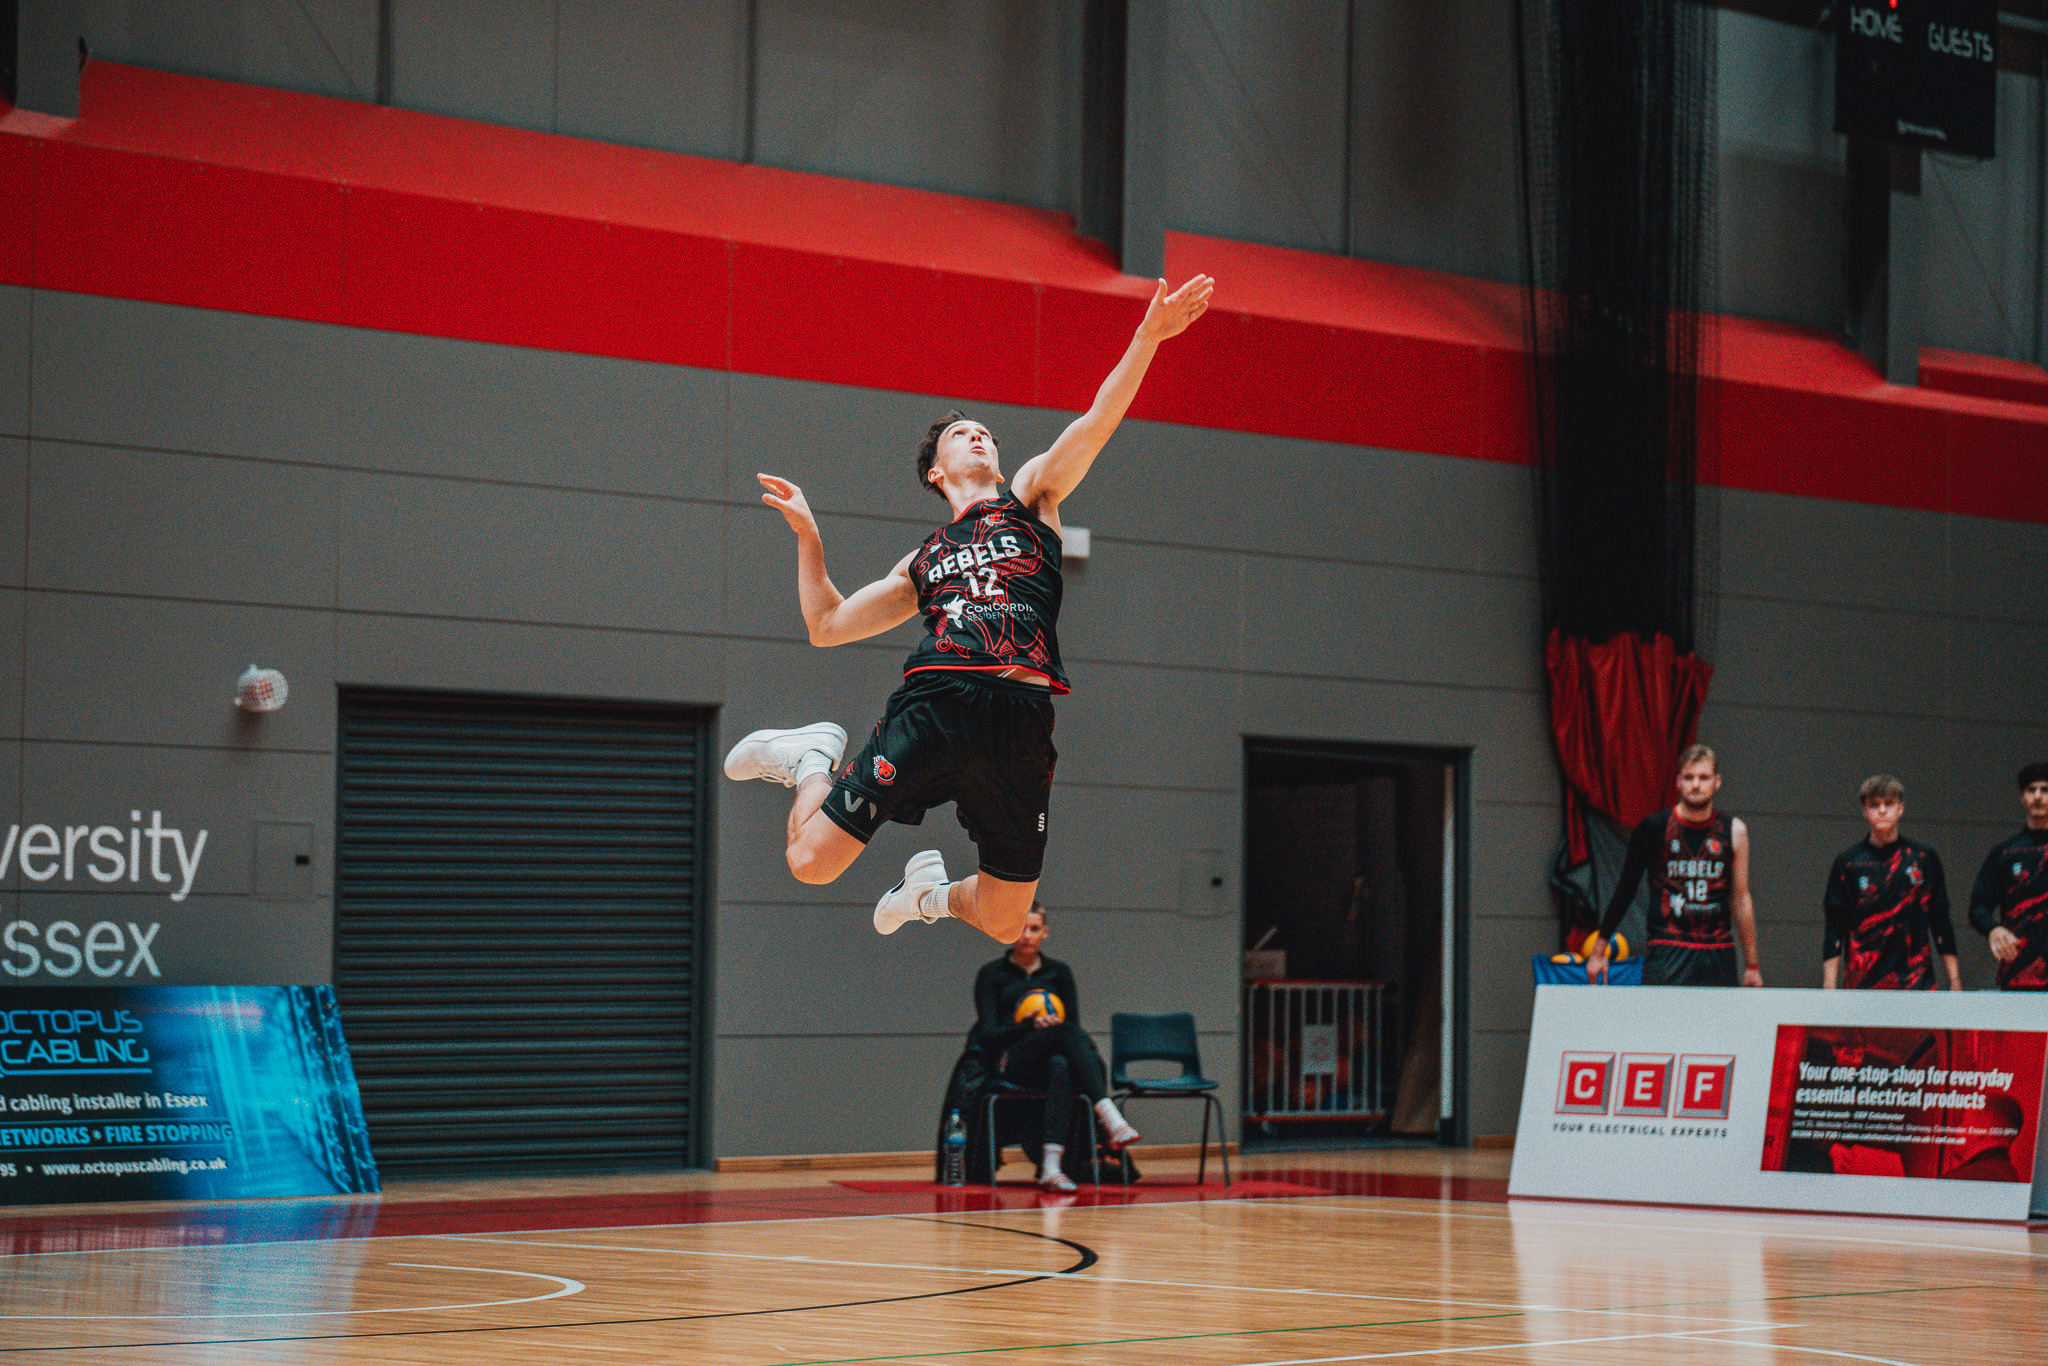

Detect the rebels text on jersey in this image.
[1823,836,1956,990]
[1969,828,2048,991]
[903,493,1070,692]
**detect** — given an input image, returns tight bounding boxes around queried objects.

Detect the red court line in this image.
[0,1168,1507,1255]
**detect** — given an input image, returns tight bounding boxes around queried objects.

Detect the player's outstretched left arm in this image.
[1012,274,1214,517]
[1732,818,1763,986]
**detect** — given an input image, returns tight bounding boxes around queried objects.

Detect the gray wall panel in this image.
[6,889,331,985]
[0,741,19,895]
[0,287,29,439]
[27,443,340,608]
[1949,515,2048,625]
[1242,555,1540,690]
[1345,0,1522,280]
[1470,801,1563,922]
[1708,596,1951,717]
[0,440,25,588]
[710,1033,964,1154]
[1070,426,1537,577]
[0,592,20,748]
[15,740,334,899]
[1716,489,1954,618]
[1147,0,1351,255]
[753,0,1077,209]
[1061,541,1244,672]
[1052,661,1243,792]
[555,0,748,158]
[334,473,725,630]
[390,0,557,129]
[1468,915,1556,1035]
[337,330,730,499]
[32,294,344,463]
[1469,1028,1529,1138]
[20,593,336,752]
[334,614,729,707]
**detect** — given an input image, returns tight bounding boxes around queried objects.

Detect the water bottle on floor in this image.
[942,1109,968,1186]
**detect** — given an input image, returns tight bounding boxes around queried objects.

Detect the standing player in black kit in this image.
[1820,774,1960,991]
[723,274,1215,943]
[1966,761,2048,991]
[1585,744,1764,986]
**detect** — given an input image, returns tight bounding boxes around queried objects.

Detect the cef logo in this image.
[1556,1052,1613,1115]
[1674,1054,1735,1120]
[1557,1050,1735,1119]
[1616,1054,1673,1117]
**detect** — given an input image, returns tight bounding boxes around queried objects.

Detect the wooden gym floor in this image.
[0,1147,2041,1364]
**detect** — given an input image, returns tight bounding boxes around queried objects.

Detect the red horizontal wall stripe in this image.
[0,63,2043,527]
[342,188,729,368]
[0,136,35,288]
[34,141,346,323]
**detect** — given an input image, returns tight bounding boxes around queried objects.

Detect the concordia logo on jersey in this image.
[1556,1051,1735,1119]
[873,756,895,785]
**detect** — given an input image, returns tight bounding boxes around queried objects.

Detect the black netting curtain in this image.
[1514,0,1716,652]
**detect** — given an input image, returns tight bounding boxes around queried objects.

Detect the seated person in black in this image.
[973,902,1139,1190]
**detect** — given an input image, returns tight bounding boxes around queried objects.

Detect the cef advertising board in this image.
[0,986,379,1205]
[1510,986,2048,1222]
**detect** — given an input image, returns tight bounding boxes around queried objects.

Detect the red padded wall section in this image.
[2,63,2044,526]
[33,142,346,322]
[0,136,35,287]
[343,188,729,368]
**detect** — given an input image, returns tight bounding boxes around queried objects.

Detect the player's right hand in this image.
[1989,926,2021,963]
[1583,936,1609,984]
[758,473,818,536]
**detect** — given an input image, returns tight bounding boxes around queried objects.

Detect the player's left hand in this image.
[1136,274,1215,342]
[1032,1011,1058,1029]
[1988,926,2020,963]
[1742,966,1764,988]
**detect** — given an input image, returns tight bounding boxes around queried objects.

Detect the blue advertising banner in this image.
[0,986,379,1205]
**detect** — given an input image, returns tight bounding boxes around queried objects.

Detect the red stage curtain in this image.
[1546,628,1713,865]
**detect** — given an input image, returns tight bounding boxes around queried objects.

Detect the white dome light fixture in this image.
[235,665,289,713]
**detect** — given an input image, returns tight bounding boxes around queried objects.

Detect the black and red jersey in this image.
[904,493,1068,692]
[1822,835,1956,990]
[1601,807,1737,951]
[1969,828,2048,991]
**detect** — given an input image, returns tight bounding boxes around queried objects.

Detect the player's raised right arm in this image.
[758,474,918,646]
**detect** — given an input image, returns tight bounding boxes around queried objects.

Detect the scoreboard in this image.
[1836,0,1999,158]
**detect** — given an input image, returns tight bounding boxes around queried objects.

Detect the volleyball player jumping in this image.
[724,274,1215,943]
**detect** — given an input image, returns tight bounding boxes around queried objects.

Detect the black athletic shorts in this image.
[823,671,1057,883]
[1644,943,1740,987]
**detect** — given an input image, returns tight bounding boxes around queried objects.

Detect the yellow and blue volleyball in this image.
[1013,988,1065,1023]
[1607,933,1630,961]
[1549,952,1584,965]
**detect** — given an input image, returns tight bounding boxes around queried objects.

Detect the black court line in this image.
[0,1217,1098,1355]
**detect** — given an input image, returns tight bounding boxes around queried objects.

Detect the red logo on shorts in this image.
[873,756,896,785]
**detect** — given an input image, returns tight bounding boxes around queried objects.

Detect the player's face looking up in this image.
[929,420,1001,495]
[2023,780,2048,828]
[1861,793,1903,844]
[1675,758,1721,814]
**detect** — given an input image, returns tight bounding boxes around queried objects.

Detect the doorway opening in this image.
[1242,739,1468,1148]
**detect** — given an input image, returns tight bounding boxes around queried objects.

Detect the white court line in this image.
[0,1263,583,1320]
[1723,1344,1927,1366]
[1219,1322,1787,1365]
[436,1232,1541,1310]
[1231,1198,2048,1261]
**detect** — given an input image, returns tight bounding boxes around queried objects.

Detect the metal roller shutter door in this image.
[335,689,709,1175]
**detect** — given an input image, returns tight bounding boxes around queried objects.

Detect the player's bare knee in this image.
[786,845,843,885]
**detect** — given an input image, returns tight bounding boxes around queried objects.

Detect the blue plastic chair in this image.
[1110,1012,1230,1187]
